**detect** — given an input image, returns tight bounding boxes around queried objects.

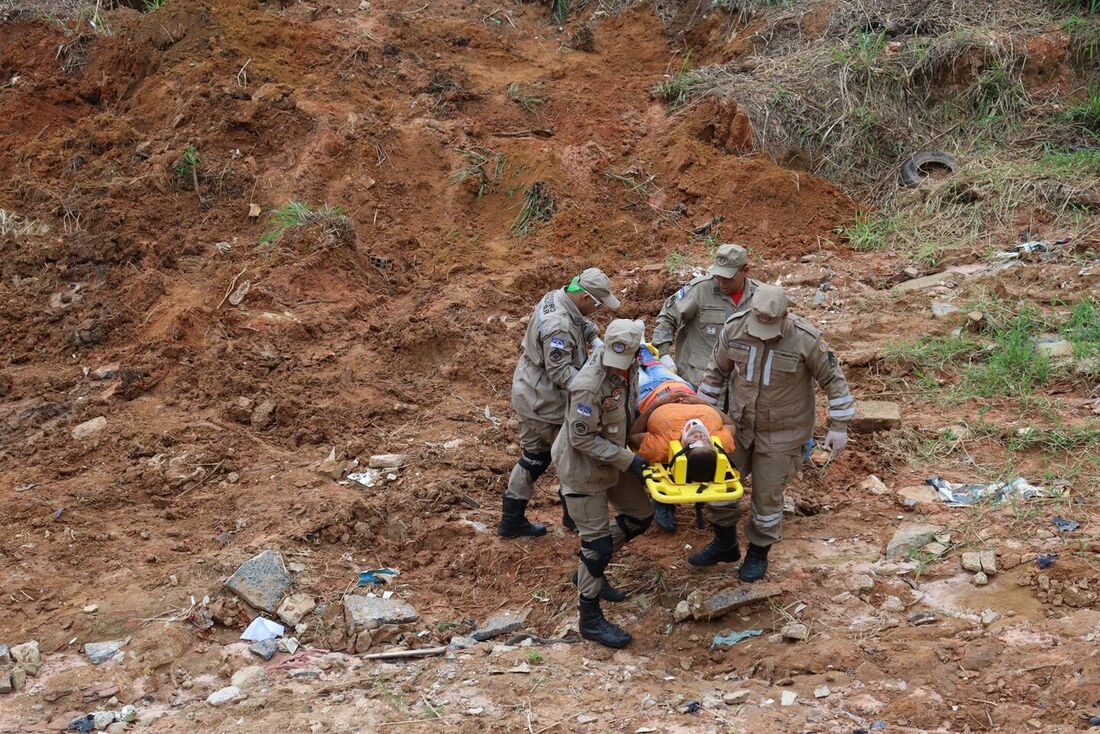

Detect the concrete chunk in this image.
[84,640,125,665]
[687,583,782,620]
[9,641,39,671]
[277,593,316,627]
[368,454,408,469]
[344,595,420,635]
[471,608,530,642]
[886,523,945,560]
[225,550,292,613]
[850,401,901,433]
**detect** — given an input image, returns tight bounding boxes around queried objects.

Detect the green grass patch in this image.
[1066,85,1100,134]
[883,334,983,372]
[837,211,898,252]
[1061,299,1100,359]
[172,144,200,187]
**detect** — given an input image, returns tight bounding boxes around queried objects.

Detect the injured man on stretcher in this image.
[629,345,735,531]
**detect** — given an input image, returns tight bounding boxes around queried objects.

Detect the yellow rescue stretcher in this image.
[643,438,744,504]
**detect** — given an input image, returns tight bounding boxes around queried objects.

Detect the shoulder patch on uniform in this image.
[550,336,566,350]
[548,348,567,363]
[675,286,688,301]
[572,421,590,436]
[576,403,593,417]
[819,339,828,353]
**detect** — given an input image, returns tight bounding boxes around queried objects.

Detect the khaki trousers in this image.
[505,417,559,500]
[563,474,653,598]
[705,439,801,547]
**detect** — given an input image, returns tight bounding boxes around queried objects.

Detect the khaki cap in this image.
[710,244,749,278]
[602,319,642,370]
[576,268,621,310]
[746,284,789,340]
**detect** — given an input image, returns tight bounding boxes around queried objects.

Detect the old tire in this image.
[899,151,958,187]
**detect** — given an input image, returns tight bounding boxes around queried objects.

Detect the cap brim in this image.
[746,313,782,340]
[603,292,621,310]
[602,349,635,370]
[710,265,741,278]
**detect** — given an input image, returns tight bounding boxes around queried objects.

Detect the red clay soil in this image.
[1,1,1097,732]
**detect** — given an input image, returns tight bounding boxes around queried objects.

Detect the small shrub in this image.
[526,650,544,665]
[172,144,200,187]
[141,0,166,11]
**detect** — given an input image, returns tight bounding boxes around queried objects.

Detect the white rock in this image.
[72,416,107,439]
[881,596,905,612]
[368,453,408,469]
[277,594,316,627]
[981,609,999,626]
[814,685,831,698]
[972,571,989,586]
[781,622,809,641]
[231,665,269,690]
[673,600,692,623]
[781,690,798,706]
[860,475,889,495]
[724,690,751,705]
[115,705,137,723]
[206,685,245,706]
[847,574,875,592]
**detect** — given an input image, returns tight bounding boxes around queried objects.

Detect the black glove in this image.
[629,455,648,480]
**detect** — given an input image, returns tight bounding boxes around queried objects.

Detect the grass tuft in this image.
[451,147,506,199]
[652,54,700,110]
[837,211,898,251]
[508,82,548,115]
[260,201,347,245]
[511,181,555,236]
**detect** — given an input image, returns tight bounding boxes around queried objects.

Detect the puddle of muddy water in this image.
[919,570,1046,622]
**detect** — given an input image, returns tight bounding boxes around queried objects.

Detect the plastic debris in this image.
[681,700,701,714]
[1037,554,1058,569]
[1052,516,1079,533]
[711,629,763,648]
[925,475,1056,506]
[347,470,381,488]
[358,568,400,586]
[992,238,1068,261]
[240,617,285,642]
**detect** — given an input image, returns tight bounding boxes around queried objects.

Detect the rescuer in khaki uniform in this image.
[552,319,653,649]
[693,284,854,582]
[500,268,620,538]
[650,244,759,531]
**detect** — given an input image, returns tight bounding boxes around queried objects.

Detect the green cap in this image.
[602,319,643,369]
[710,244,748,278]
[746,284,789,340]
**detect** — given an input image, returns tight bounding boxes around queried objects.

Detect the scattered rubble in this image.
[277,594,316,627]
[71,417,107,440]
[684,583,782,620]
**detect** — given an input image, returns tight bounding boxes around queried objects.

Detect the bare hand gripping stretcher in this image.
[642,438,744,504]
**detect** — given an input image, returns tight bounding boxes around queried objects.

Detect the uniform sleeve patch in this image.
[819,340,828,353]
[576,403,593,417]
[573,421,590,435]
[676,286,687,300]
[548,348,567,363]
[550,336,566,349]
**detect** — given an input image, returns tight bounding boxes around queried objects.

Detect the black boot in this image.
[578,595,631,648]
[559,489,577,532]
[497,497,547,538]
[688,524,741,567]
[739,543,771,582]
[652,500,676,533]
[571,571,626,602]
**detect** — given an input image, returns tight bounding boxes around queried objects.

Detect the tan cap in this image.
[710,244,749,278]
[602,319,643,370]
[746,284,789,340]
[576,268,621,310]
